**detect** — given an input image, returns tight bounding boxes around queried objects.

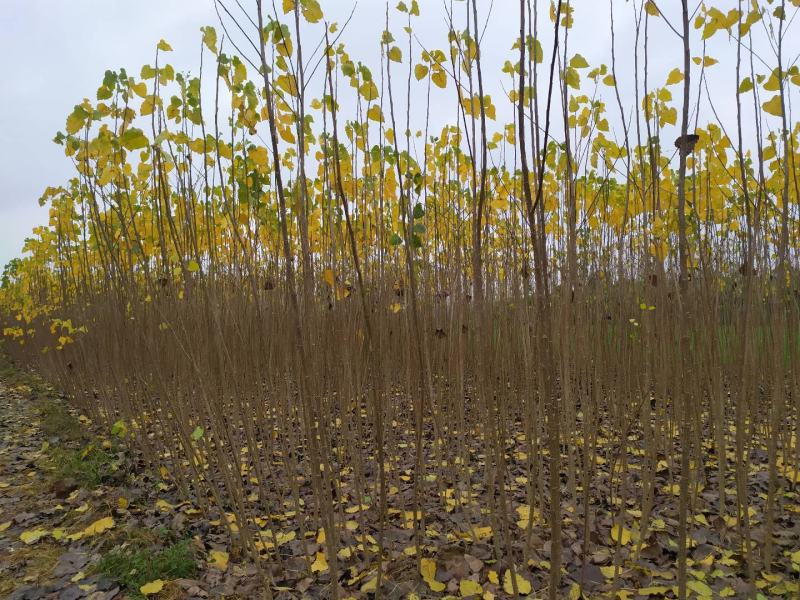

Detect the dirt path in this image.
[0,361,255,600]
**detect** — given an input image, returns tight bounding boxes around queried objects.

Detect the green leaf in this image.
[201,26,218,54]
[738,77,754,94]
[389,233,403,246]
[111,420,128,438]
[191,426,204,441]
[96,85,113,101]
[120,128,149,151]
[413,203,425,219]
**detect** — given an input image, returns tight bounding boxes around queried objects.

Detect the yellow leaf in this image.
[600,566,617,579]
[359,81,379,101]
[66,111,85,135]
[140,580,165,595]
[638,586,670,595]
[156,499,175,512]
[421,558,445,592]
[117,497,129,510]
[323,268,335,286]
[129,81,147,98]
[515,504,540,528]
[82,516,115,536]
[157,39,172,52]
[503,570,532,596]
[762,95,783,117]
[250,146,269,170]
[565,67,580,89]
[0,521,11,532]
[487,570,499,584]
[666,68,684,86]
[276,530,296,545]
[484,96,496,120]
[694,514,710,527]
[764,72,781,91]
[209,549,229,571]
[302,0,323,23]
[20,529,48,545]
[276,74,299,97]
[570,53,589,69]
[282,0,296,13]
[311,551,329,573]
[367,105,384,123]
[460,578,483,597]
[645,0,659,17]
[687,580,713,597]
[568,583,582,600]
[420,557,437,580]
[610,524,632,545]
[415,64,429,80]
[432,68,447,89]
[388,46,402,63]
[361,575,378,592]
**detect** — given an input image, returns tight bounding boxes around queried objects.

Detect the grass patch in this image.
[0,543,63,596]
[38,400,86,443]
[0,349,27,386]
[95,539,197,597]
[47,443,118,488]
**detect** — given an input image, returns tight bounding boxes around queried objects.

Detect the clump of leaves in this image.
[96,539,196,597]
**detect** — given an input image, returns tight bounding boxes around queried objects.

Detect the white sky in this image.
[1,0,795,267]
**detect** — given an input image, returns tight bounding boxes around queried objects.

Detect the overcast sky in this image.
[1,1,794,267]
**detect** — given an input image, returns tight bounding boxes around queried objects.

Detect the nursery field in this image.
[1,0,799,598]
